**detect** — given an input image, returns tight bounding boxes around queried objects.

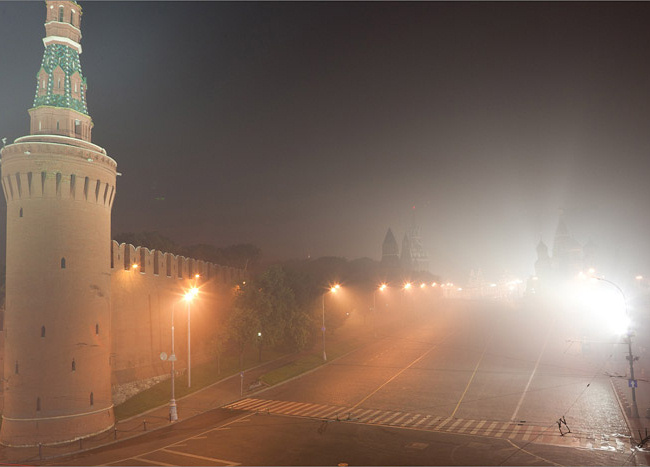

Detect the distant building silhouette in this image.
[400,211,430,273]
[381,228,400,268]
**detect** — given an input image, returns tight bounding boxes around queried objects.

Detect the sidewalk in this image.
[0,312,389,465]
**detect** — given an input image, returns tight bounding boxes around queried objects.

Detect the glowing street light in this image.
[322,284,340,361]
[184,286,199,388]
[403,282,412,290]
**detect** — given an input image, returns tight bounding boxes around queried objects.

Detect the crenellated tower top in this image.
[30,1,93,142]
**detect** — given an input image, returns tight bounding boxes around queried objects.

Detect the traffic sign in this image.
[160,352,168,361]
[629,379,638,388]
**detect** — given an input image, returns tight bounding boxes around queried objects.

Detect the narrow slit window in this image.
[71,359,76,371]
[15,361,18,374]
[19,208,23,218]
[70,10,74,24]
[41,171,46,194]
[139,249,146,273]
[166,255,171,277]
[90,392,94,406]
[103,184,109,204]
[58,5,63,21]
[56,172,62,196]
[83,176,89,199]
[61,257,66,269]
[70,174,76,197]
[15,173,21,196]
[27,172,32,195]
[37,397,41,411]
[41,326,45,337]
[95,324,99,335]
[56,121,60,130]
[95,179,101,202]
[108,186,115,206]
[177,257,183,278]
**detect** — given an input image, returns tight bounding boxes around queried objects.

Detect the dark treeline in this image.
[225,256,442,364]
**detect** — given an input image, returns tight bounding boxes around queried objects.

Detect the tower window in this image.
[41,326,45,337]
[70,174,76,197]
[58,6,64,22]
[38,121,42,131]
[90,392,94,406]
[37,397,41,411]
[56,172,62,196]
[61,257,66,269]
[15,361,18,374]
[57,78,61,89]
[95,179,101,202]
[84,177,89,200]
[72,359,76,371]
[19,208,23,218]
[56,121,60,130]
[95,324,99,335]
[70,11,74,24]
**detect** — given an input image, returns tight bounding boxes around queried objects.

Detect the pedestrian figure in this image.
[557,416,571,436]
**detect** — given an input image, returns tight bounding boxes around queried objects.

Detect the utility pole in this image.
[596,277,640,418]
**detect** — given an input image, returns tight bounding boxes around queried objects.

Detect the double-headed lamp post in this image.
[322,284,340,361]
[594,276,640,418]
[185,286,199,388]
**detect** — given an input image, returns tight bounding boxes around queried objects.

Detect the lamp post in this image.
[595,276,640,418]
[185,286,199,388]
[322,284,340,361]
[169,301,179,422]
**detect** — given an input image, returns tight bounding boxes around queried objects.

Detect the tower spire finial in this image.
[30,0,93,141]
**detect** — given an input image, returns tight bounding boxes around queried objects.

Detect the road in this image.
[50,298,646,466]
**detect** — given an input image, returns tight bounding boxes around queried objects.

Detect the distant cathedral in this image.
[531,214,595,291]
[381,211,430,273]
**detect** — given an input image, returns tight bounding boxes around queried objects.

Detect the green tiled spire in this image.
[33,43,88,115]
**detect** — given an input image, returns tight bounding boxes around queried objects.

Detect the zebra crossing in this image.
[224,398,633,452]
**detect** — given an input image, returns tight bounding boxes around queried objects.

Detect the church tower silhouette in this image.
[0,1,117,445]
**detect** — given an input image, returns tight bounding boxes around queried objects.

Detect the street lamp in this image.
[169,300,180,422]
[593,276,640,418]
[322,284,340,361]
[184,286,199,388]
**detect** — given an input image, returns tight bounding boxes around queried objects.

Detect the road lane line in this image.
[508,424,523,439]
[447,419,465,431]
[424,416,443,427]
[414,415,431,427]
[457,419,474,433]
[450,339,490,418]
[469,420,486,435]
[364,410,384,423]
[482,421,499,436]
[432,417,453,430]
[377,411,403,424]
[349,332,458,410]
[133,456,175,466]
[521,425,534,441]
[493,422,511,438]
[505,439,563,467]
[391,413,412,425]
[273,401,308,414]
[162,448,241,465]
[405,414,423,426]
[105,412,250,466]
[510,318,555,422]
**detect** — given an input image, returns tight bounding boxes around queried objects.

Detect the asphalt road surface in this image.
[51,299,647,466]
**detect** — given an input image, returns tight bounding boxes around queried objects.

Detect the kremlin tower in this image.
[0,1,116,445]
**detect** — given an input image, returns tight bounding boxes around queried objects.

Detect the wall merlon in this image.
[109,242,247,284]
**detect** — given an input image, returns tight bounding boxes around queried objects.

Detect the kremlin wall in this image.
[0,0,246,446]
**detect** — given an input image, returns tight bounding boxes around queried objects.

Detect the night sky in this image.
[2,1,650,283]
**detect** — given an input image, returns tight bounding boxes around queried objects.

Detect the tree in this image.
[226,303,260,370]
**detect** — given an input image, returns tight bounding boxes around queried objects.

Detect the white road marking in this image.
[469,420,486,435]
[162,448,241,465]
